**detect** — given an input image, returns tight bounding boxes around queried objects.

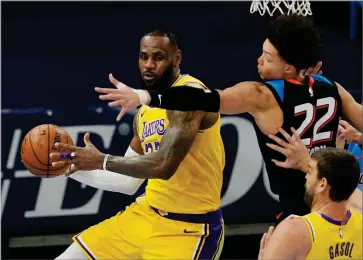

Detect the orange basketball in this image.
[20,124,74,178]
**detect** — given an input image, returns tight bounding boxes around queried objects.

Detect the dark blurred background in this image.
[2,1,362,259]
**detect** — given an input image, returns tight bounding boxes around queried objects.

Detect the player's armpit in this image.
[130,110,144,155]
[337,82,363,132]
[260,218,311,259]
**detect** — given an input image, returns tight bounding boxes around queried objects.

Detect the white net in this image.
[250,0,312,16]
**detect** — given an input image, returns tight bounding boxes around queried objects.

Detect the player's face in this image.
[257,39,289,80]
[304,159,319,209]
[139,36,180,89]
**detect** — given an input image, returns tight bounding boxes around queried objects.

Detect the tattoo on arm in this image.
[106,110,205,179]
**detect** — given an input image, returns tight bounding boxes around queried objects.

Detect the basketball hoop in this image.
[250,0,312,16]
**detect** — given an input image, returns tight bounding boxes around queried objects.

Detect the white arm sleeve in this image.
[69,146,145,195]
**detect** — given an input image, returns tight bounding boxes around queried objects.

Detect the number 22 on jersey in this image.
[294,97,337,147]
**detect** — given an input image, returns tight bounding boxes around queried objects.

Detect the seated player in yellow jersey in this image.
[51,29,225,260]
[258,134,362,259]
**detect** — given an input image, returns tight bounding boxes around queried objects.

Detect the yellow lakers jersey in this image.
[301,210,362,260]
[136,74,225,214]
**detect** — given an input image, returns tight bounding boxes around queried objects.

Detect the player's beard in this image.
[304,185,316,210]
[140,64,175,91]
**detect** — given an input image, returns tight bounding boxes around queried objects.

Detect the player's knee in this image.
[55,242,88,260]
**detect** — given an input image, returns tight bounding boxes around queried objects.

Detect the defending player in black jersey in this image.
[96,15,362,224]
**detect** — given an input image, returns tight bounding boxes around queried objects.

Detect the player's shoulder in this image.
[350,208,363,219]
[309,74,335,86]
[277,214,309,234]
[173,74,208,89]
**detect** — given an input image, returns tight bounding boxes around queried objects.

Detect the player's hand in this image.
[258,226,274,259]
[298,61,323,81]
[266,127,310,173]
[95,73,149,121]
[337,120,363,144]
[49,133,105,176]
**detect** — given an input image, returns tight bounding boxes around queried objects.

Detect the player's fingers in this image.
[99,93,122,101]
[312,61,322,74]
[339,120,350,129]
[266,143,288,156]
[108,100,122,107]
[83,133,94,147]
[260,233,267,248]
[49,152,76,162]
[271,159,287,168]
[51,160,70,168]
[300,68,307,76]
[268,134,289,148]
[278,128,292,142]
[116,109,127,122]
[54,142,76,151]
[109,73,120,87]
[109,73,129,90]
[318,70,323,75]
[64,164,79,176]
[290,127,302,142]
[304,68,311,76]
[266,226,274,239]
[94,87,119,94]
[337,125,345,134]
[337,134,345,140]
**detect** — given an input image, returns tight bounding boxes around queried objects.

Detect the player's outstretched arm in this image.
[337,83,362,132]
[50,110,206,180]
[258,218,311,259]
[95,75,270,118]
[145,81,269,114]
[348,188,362,214]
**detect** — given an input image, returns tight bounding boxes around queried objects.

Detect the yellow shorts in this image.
[73,195,224,260]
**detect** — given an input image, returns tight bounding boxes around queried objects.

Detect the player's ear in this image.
[174,50,182,67]
[283,64,297,77]
[318,177,328,192]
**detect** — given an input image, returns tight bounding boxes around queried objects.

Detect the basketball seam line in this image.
[28,128,49,166]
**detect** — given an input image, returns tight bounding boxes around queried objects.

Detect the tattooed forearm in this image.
[106,110,205,180]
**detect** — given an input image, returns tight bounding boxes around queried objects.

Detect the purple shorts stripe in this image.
[194,224,209,259]
[197,219,224,260]
[211,220,224,259]
[74,233,96,260]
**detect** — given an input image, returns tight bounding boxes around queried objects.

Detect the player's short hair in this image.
[267,14,322,71]
[144,29,179,50]
[311,148,360,202]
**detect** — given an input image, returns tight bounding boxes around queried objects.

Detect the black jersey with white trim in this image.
[253,75,342,216]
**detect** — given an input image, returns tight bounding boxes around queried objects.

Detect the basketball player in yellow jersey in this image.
[51,29,225,260]
[258,147,362,260]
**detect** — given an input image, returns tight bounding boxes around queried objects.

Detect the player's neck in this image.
[171,69,181,83]
[312,200,349,221]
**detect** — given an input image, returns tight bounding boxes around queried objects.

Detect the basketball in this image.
[20,124,75,178]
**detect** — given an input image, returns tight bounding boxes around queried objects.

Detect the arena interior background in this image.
[2,1,362,259]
